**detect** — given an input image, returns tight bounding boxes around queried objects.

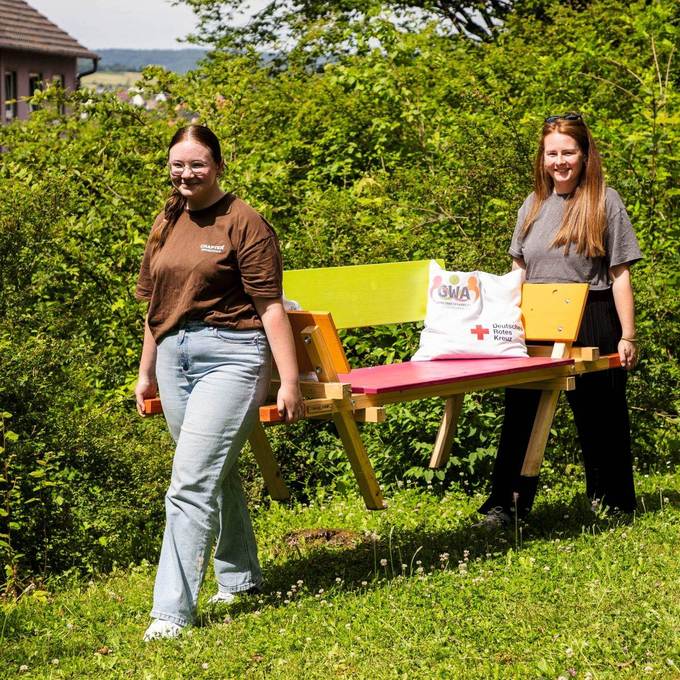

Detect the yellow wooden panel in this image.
[520,283,589,342]
[283,260,442,329]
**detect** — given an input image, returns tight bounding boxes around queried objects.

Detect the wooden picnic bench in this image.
[145,260,620,511]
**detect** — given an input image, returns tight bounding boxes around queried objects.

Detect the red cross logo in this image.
[470,324,489,341]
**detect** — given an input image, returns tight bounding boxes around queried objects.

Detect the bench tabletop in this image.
[338,357,575,394]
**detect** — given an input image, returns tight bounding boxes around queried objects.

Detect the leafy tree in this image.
[176,0,517,46]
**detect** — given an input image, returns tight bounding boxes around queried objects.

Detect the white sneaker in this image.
[207,591,237,605]
[143,619,184,641]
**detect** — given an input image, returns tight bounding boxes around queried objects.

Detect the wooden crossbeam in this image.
[268,379,351,401]
[354,407,386,423]
[528,345,600,361]
[513,377,576,391]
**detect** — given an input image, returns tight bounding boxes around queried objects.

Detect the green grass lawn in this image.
[2,471,679,679]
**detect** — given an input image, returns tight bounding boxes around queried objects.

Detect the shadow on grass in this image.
[197,486,679,627]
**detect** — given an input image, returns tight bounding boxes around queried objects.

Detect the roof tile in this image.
[0,0,98,59]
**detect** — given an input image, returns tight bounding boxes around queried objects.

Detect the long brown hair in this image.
[149,124,223,251]
[522,115,607,257]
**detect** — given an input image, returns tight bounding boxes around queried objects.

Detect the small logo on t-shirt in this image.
[200,244,225,253]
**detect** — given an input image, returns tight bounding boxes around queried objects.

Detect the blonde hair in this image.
[522,115,607,257]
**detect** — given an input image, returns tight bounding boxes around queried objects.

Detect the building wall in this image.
[0,49,77,122]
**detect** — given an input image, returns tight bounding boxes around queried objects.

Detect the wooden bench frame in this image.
[145,260,620,510]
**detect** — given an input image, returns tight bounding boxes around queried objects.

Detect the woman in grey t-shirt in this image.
[476,114,641,528]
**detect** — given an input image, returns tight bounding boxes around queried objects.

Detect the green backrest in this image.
[283,260,442,329]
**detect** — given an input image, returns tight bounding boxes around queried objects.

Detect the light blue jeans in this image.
[151,323,271,626]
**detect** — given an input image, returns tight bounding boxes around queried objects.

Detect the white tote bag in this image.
[412,260,527,360]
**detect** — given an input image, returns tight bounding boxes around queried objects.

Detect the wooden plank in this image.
[521,283,589,342]
[343,364,577,408]
[260,398,339,423]
[520,342,572,477]
[513,377,576,391]
[248,422,290,501]
[260,401,386,424]
[287,313,350,374]
[429,394,465,469]
[354,407,386,423]
[575,347,599,361]
[332,411,387,510]
[283,260,443,329]
[527,345,599,361]
[301,325,345,383]
[303,324,386,510]
[574,353,622,373]
[143,397,163,415]
[520,390,561,476]
[338,357,575,395]
[269,379,351,400]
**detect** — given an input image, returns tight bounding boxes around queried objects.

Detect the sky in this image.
[25,0,202,50]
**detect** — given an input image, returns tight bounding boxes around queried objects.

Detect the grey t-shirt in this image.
[509,187,642,290]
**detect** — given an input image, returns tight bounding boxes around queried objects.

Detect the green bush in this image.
[0,0,677,584]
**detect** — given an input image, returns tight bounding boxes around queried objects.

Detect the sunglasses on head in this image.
[545,113,583,123]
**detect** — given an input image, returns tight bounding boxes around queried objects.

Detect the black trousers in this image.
[479,288,636,516]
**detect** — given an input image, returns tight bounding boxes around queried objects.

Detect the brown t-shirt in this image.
[135,193,282,341]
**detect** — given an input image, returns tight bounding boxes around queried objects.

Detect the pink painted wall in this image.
[0,48,78,122]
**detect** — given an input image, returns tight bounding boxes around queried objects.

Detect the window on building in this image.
[52,74,65,113]
[4,71,17,122]
[28,72,43,111]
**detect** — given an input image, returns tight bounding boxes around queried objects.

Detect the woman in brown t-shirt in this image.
[134,125,302,640]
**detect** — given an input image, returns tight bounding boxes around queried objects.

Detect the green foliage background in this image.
[0,0,678,587]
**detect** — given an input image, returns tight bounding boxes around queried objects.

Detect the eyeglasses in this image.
[168,162,211,176]
[544,113,583,123]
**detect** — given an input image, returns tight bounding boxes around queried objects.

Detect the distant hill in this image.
[87,49,208,74]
